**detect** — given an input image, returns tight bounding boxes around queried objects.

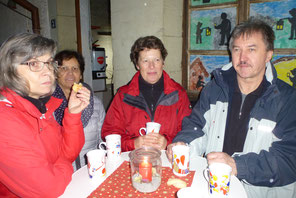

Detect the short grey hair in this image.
[0,33,57,98]
[229,18,275,52]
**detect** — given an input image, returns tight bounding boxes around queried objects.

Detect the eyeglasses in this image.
[20,60,58,72]
[58,66,80,73]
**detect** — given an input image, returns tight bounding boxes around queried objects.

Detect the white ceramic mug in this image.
[99,134,121,160]
[203,162,232,197]
[139,122,161,136]
[86,149,106,179]
[172,145,190,177]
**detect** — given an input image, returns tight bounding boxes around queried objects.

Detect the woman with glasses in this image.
[0,33,90,197]
[53,50,105,171]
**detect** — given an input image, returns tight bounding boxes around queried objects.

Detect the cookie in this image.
[167,178,187,189]
[72,82,83,92]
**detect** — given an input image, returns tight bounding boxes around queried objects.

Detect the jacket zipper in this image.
[151,84,154,115]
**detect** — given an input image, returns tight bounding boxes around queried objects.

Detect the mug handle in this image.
[98,142,106,150]
[139,127,147,136]
[203,168,209,182]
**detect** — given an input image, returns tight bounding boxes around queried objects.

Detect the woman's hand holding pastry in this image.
[68,85,90,114]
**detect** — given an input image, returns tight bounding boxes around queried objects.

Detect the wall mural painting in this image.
[190,7,236,50]
[191,0,236,7]
[189,55,230,91]
[272,55,296,88]
[250,0,296,48]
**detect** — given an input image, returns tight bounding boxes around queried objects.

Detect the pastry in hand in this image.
[167,178,187,188]
[72,82,83,92]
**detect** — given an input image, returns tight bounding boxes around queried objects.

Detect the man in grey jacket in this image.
[167,18,296,197]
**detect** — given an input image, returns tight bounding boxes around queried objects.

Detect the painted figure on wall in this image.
[189,57,209,91]
[250,0,296,48]
[190,7,236,50]
[196,75,205,89]
[288,8,296,40]
[273,55,296,88]
[196,22,203,44]
[214,12,231,45]
[287,68,296,88]
[193,0,211,2]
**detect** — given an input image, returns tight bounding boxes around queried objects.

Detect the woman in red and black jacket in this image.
[0,33,90,198]
[102,36,191,151]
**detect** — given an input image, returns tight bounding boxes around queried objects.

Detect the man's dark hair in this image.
[229,18,275,51]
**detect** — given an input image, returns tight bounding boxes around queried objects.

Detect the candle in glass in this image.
[139,156,152,182]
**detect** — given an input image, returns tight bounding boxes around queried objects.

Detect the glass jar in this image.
[129,147,162,193]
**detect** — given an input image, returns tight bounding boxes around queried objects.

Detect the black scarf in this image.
[23,95,51,114]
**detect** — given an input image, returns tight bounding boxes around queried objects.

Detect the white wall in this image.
[0,0,51,44]
[110,0,183,91]
[79,0,92,89]
[0,1,31,44]
[163,0,184,83]
[47,0,58,42]
[56,0,77,50]
[31,0,51,38]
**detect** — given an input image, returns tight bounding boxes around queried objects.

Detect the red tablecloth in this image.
[88,161,195,198]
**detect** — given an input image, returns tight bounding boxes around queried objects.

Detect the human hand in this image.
[134,136,146,149]
[134,133,167,150]
[68,87,90,114]
[206,152,237,176]
[166,141,187,164]
[145,133,167,150]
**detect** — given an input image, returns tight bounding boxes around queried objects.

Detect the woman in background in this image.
[102,36,192,151]
[0,33,90,197]
[53,50,105,170]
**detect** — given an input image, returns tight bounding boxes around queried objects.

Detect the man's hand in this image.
[206,152,237,176]
[166,142,186,163]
